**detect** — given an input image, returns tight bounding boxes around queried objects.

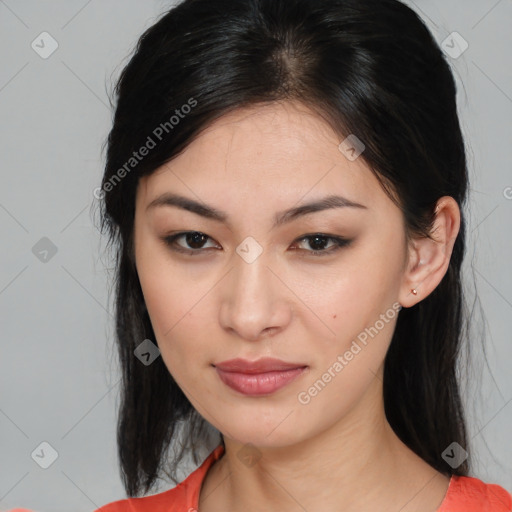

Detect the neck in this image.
[201,369,450,512]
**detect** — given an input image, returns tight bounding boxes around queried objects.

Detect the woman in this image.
[90,0,512,510]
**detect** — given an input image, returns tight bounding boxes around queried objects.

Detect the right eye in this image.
[162,231,220,255]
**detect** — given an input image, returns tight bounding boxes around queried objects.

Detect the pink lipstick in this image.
[214,357,308,396]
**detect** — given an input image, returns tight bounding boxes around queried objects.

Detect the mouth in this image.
[213,356,307,373]
[213,358,308,396]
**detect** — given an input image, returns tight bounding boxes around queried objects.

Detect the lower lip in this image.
[215,367,308,396]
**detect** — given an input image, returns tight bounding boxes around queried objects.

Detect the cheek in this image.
[137,267,220,390]
[294,283,399,432]
[302,257,393,336]
[141,275,199,351]
[135,244,191,350]
[300,246,402,382]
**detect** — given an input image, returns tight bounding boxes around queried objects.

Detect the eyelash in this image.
[162,231,352,258]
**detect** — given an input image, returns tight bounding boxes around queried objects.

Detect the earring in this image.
[411,289,418,295]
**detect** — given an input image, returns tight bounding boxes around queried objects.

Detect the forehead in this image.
[138,101,386,214]
[171,101,359,174]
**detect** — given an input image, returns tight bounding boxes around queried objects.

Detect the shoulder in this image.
[438,475,512,511]
[94,444,225,512]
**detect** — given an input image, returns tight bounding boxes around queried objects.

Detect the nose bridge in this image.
[231,240,273,308]
[219,239,287,339]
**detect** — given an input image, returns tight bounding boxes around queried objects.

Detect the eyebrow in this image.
[146,192,367,228]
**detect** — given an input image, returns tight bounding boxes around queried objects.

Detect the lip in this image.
[213,358,308,396]
[214,357,307,373]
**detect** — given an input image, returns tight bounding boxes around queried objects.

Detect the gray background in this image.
[0,0,511,510]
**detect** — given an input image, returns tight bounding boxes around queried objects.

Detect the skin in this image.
[133,100,461,512]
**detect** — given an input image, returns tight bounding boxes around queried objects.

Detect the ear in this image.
[398,196,461,308]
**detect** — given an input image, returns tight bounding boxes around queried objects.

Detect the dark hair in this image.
[97,0,473,497]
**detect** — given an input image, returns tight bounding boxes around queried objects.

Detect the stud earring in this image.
[411,289,417,295]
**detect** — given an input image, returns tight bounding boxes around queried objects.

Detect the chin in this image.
[221,422,308,450]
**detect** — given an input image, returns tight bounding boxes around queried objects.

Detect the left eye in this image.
[162,231,351,257]
[291,234,352,256]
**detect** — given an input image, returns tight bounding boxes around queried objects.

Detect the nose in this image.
[218,252,292,342]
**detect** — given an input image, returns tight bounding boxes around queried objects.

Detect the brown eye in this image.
[162,231,352,258]
[291,234,352,257]
[163,231,219,255]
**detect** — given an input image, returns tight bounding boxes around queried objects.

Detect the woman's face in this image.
[134,101,410,447]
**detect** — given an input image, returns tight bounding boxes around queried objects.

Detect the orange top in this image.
[7,445,512,512]
[93,444,512,512]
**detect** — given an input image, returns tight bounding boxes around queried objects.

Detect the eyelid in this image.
[161,231,352,257]
[291,233,352,257]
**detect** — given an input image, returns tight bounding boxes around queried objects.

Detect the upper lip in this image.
[214,357,307,374]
